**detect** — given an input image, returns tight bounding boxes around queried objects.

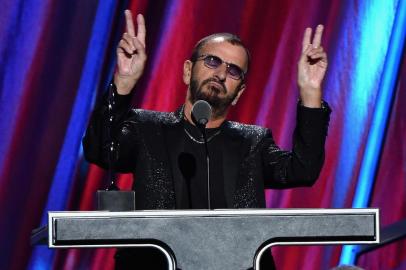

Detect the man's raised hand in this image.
[297,25,328,108]
[114,10,147,95]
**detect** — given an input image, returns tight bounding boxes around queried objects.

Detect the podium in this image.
[39,208,379,270]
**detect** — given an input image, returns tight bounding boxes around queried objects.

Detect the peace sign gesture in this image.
[114,10,147,94]
[297,25,328,107]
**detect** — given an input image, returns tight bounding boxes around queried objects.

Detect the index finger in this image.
[312,24,324,48]
[136,14,146,47]
[125,10,136,37]
[302,27,312,53]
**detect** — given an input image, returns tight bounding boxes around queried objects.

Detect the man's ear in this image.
[231,84,246,106]
[183,60,193,85]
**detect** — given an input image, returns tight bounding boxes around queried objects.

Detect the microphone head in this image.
[191,100,212,126]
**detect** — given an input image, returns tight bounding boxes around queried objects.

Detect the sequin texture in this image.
[82,89,331,209]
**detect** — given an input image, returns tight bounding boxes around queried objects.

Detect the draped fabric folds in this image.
[0,0,404,269]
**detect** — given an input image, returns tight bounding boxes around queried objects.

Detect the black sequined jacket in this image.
[83,88,331,209]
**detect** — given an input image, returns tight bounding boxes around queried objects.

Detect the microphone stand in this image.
[107,84,119,191]
[96,82,135,211]
[197,124,211,210]
[191,100,213,210]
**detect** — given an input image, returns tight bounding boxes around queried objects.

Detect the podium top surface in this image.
[47,208,379,270]
[48,208,379,217]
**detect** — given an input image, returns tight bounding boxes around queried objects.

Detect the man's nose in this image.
[213,64,227,81]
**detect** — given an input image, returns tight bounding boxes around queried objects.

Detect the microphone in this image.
[191,100,213,209]
[191,100,212,127]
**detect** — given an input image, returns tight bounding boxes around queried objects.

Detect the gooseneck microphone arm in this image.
[200,125,211,209]
[191,100,213,209]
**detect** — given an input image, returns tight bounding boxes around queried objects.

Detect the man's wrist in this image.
[298,99,329,110]
[300,99,322,108]
[299,87,322,108]
[114,73,137,95]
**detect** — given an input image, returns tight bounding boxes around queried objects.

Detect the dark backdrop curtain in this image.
[0,0,405,269]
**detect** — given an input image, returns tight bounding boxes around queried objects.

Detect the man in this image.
[83,9,330,269]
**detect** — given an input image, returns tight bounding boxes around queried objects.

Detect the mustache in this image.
[201,78,226,94]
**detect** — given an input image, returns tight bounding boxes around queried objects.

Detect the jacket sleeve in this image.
[82,83,138,173]
[261,102,331,188]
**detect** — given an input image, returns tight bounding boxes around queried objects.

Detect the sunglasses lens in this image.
[204,55,222,68]
[201,55,243,80]
[227,64,243,80]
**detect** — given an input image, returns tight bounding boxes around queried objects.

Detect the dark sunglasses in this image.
[195,54,245,80]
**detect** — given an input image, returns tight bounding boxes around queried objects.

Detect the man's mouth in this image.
[205,80,225,94]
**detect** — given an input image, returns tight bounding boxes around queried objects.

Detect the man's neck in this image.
[184,100,226,128]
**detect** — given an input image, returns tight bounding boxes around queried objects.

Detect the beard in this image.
[189,76,240,119]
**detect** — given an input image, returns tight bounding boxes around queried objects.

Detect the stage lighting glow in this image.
[340,0,406,264]
[27,1,117,269]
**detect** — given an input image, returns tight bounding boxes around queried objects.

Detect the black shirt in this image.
[179,119,227,209]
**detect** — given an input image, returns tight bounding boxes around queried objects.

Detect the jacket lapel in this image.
[221,122,246,208]
[162,107,187,209]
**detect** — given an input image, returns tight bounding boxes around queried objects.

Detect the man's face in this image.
[185,40,248,118]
